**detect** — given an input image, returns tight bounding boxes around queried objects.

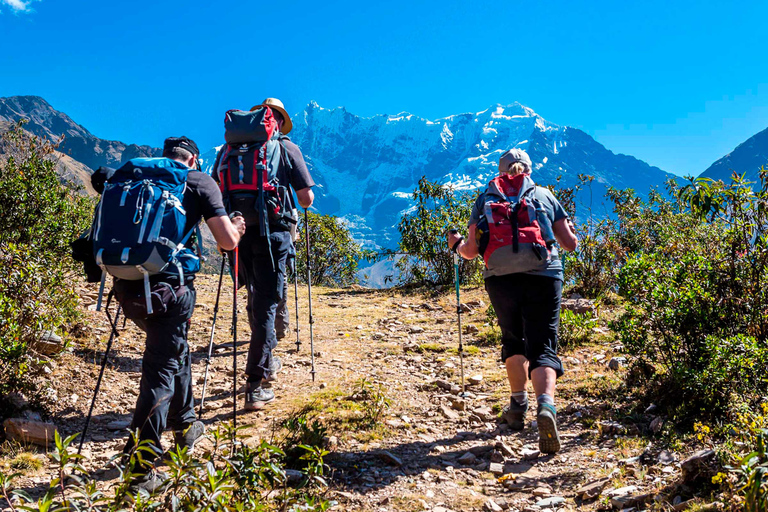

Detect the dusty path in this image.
[3,275,701,511]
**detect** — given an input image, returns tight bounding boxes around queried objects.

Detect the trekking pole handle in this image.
[229,211,243,219]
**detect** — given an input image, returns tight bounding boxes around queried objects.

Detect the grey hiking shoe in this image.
[244,381,275,411]
[128,469,169,496]
[501,397,528,431]
[174,420,205,454]
[536,403,561,454]
[262,356,283,388]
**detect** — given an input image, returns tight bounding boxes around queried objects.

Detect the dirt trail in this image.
[4,275,697,511]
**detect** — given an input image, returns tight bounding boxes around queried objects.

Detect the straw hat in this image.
[250,97,292,134]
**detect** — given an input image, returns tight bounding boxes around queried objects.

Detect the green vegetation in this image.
[394,177,482,286]
[613,173,768,422]
[0,122,92,400]
[295,211,369,287]
[0,425,333,511]
[558,309,598,349]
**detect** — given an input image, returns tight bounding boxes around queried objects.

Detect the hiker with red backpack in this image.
[447,148,577,454]
[212,98,315,411]
[89,137,246,493]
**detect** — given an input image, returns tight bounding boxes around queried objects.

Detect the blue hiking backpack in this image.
[91,158,200,314]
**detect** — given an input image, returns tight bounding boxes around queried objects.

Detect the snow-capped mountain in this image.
[1,95,673,253]
[211,101,673,249]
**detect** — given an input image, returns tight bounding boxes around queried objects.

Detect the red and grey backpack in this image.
[475,173,556,276]
[213,107,296,236]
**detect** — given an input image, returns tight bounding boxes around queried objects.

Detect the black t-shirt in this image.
[277,138,315,200]
[183,170,228,233]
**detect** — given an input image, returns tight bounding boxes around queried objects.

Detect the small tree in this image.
[394,177,482,286]
[0,122,92,398]
[295,211,367,287]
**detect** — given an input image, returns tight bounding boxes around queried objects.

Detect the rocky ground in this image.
[1,276,720,511]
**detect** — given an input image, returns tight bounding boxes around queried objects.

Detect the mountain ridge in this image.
[0,95,161,174]
[700,126,768,185]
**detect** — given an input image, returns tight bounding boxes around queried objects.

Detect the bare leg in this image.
[530,366,556,398]
[505,354,529,393]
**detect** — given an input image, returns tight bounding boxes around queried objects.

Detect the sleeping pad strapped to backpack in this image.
[475,173,557,276]
[213,107,296,237]
[91,157,200,314]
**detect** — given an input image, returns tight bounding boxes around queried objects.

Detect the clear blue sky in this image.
[1,0,766,176]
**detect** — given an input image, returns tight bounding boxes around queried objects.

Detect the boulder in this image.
[457,452,478,465]
[32,331,64,355]
[377,450,403,466]
[3,418,57,447]
[484,499,503,512]
[608,357,626,370]
[577,477,609,500]
[681,449,717,484]
[561,298,595,315]
[441,404,460,420]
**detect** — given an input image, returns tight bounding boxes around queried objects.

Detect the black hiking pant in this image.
[484,273,564,378]
[115,279,197,463]
[275,276,289,340]
[238,229,293,381]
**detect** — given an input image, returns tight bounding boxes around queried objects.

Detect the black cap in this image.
[163,136,200,157]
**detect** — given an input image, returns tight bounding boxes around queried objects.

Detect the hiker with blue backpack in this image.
[446,148,577,454]
[90,136,246,493]
[212,98,315,411]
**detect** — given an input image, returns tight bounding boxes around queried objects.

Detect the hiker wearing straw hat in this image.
[447,148,577,454]
[221,97,315,411]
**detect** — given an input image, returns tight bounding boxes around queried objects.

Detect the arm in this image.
[446,224,480,260]
[296,187,314,209]
[553,218,578,252]
[206,215,246,251]
[284,140,315,210]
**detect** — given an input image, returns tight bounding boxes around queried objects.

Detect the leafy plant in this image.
[0,422,334,511]
[295,211,370,287]
[0,122,92,399]
[612,169,768,420]
[393,177,482,286]
[559,309,598,349]
[352,378,392,428]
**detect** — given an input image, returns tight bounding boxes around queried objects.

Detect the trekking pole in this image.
[304,209,316,382]
[78,291,121,455]
[449,229,466,396]
[291,254,301,353]
[232,247,239,437]
[198,255,227,416]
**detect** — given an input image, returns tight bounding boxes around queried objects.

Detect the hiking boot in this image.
[174,420,205,454]
[262,356,283,388]
[536,403,561,454]
[128,469,169,496]
[244,381,275,411]
[501,397,528,431]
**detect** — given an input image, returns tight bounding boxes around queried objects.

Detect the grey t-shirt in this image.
[468,185,569,281]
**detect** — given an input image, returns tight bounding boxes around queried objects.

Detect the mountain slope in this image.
[0,96,161,185]
[700,126,768,184]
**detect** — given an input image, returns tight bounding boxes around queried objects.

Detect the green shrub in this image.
[394,177,482,286]
[295,211,368,287]
[0,122,92,398]
[613,170,768,421]
[0,425,333,511]
[559,309,598,349]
